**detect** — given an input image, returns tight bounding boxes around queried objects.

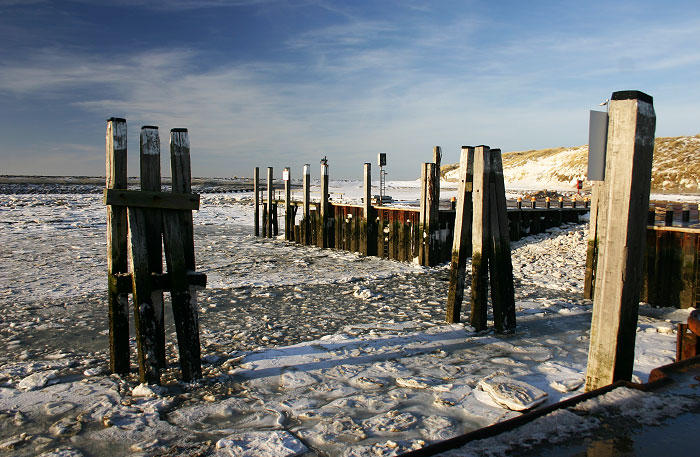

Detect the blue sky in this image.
[1,0,698,179]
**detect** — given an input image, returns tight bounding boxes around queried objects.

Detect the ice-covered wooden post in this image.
[446,146,474,323]
[585,91,656,391]
[254,167,260,237]
[361,162,374,256]
[470,146,491,331]
[106,117,129,375]
[302,164,311,245]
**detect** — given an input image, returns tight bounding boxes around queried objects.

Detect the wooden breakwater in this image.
[254,163,588,266]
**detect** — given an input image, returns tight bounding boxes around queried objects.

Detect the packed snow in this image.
[0,180,694,456]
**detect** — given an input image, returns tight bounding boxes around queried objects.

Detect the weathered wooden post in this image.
[254,167,260,237]
[140,126,166,369]
[419,162,438,266]
[361,162,373,256]
[487,149,516,333]
[320,161,330,248]
[446,146,474,323]
[266,167,273,238]
[433,146,442,260]
[164,128,202,382]
[106,118,129,375]
[284,167,292,241]
[583,182,602,299]
[471,146,490,331]
[585,91,656,391]
[303,164,311,245]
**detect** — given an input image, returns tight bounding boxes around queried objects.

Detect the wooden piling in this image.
[446,146,474,323]
[584,181,602,300]
[320,163,330,248]
[284,167,292,241]
[361,163,373,256]
[165,128,202,382]
[267,167,273,238]
[106,118,130,375]
[419,163,438,266]
[487,149,516,333]
[585,91,656,391]
[303,164,311,245]
[139,126,166,369]
[254,167,260,236]
[471,146,491,331]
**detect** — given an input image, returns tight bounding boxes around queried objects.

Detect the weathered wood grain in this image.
[470,146,490,331]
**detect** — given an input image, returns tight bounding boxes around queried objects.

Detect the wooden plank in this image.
[254,167,260,237]
[140,126,166,369]
[170,129,196,270]
[679,233,696,308]
[487,149,516,333]
[127,207,161,384]
[446,146,474,323]
[470,146,490,331]
[106,117,130,376]
[162,211,202,382]
[585,91,656,391]
[104,189,199,210]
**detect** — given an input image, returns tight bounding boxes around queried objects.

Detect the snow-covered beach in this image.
[0,180,695,456]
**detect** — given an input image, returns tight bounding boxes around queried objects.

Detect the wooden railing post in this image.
[266,167,274,238]
[585,91,656,391]
[139,126,166,369]
[471,145,491,331]
[254,167,260,237]
[106,117,130,375]
[446,146,474,323]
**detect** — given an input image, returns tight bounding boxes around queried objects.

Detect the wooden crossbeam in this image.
[104,188,200,210]
[109,271,207,294]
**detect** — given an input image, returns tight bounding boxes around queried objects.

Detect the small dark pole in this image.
[320,157,330,248]
[682,204,690,223]
[303,164,311,245]
[362,162,373,255]
[284,167,292,241]
[665,204,674,226]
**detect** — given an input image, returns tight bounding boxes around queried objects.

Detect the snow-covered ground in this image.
[0,181,694,456]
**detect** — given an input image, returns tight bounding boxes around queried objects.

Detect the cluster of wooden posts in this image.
[253,158,588,268]
[105,118,205,385]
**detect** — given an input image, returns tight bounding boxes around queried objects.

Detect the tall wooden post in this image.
[266,167,274,238]
[254,167,260,237]
[303,164,310,245]
[419,163,438,266]
[284,167,292,241]
[361,163,373,256]
[488,149,516,333]
[106,118,130,375]
[164,128,202,382]
[432,147,442,260]
[139,126,166,369]
[446,146,474,323]
[320,162,330,248]
[583,181,602,299]
[585,91,656,391]
[471,145,491,331]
